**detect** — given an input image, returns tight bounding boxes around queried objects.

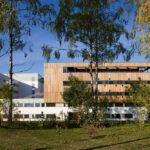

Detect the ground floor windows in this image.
[110,113,133,119]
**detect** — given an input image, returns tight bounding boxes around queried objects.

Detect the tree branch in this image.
[13,64,34,73]
[0,50,9,58]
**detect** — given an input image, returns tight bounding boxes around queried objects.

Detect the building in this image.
[4,73,44,98]
[43,62,150,120]
[0,73,18,98]
[1,62,150,121]
[12,98,69,121]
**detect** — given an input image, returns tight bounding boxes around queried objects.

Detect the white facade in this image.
[8,99,145,121]
[13,98,70,121]
[4,73,43,98]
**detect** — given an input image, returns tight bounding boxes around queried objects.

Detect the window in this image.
[41,103,45,107]
[32,90,35,94]
[46,103,55,107]
[24,114,29,118]
[63,67,67,73]
[112,114,121,119]
[115,103,123,107]
[24,103,34,107]
[125,114,133,119]
[35,103,40,107]
[46,114,56,120]
[18,103,23,107]
[32,114,34,118]
[35,114,41,119]
[125,103,134,107]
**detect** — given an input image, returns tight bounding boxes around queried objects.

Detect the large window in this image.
[35,103,40,107]
[46,103,56,107]
[18,103,23,107]
[24,103,34,107]
[125,114,133,119]
[24,114,29,118]
[112,114,121,119]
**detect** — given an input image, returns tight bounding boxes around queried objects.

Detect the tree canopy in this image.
[63,75,92,108]
[127,0,150,58]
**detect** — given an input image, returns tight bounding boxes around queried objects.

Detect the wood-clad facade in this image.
[44,62,150,103]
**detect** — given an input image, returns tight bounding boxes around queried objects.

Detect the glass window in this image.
[41,103,45,107]
[35,114,39,118]
[18,103,23,107]
[46,103,55,107]
[115,103,123,107]
[24,114,29,118]
[35,103,40,107]
[46,114,56,119]
[63,67,67,73]
[32,90,35,94]
[125,114,133,119]
[24,103,34,107]
[111,114,121,119]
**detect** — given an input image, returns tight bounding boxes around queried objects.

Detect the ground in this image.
[0,123,150,150]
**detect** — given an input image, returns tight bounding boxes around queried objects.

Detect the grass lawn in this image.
[0,123,150,150]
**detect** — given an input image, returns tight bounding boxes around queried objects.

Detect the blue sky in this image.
[0,0,148,77]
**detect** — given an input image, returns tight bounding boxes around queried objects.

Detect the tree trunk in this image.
[89,41,94,103]
[94,39,98,122]
[8,0,13,125]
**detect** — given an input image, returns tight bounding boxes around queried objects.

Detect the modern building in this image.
[4,73,44,98]
[1,62,150,121]
[0,73,18,98]
[43,62,150,120]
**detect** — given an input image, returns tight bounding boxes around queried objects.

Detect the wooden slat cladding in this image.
[44,62,150,103]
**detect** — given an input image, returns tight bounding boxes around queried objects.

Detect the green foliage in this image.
[126,0,150,59]
[0,84,12,100]
[126,78,150,108]
[54,0,130,62]
[126,78,150,126]
[1,120,80,129]
[63,75,92,108]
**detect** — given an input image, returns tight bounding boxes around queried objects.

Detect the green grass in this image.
[0,123,150,150]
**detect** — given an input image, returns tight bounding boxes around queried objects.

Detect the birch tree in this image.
[0,0,55,125]
[53,0,130,122]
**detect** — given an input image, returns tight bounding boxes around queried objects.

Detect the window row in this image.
[63,67,144,73]
[63,80,150,86]
[106,113,133,119]
[17,103,67,107]
[13,114,56,119]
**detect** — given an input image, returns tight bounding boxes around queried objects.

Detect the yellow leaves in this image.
[130,0,150,58]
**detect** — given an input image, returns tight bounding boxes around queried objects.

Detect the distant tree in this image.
[0,0,55,125]
[126,0,150,58]
[126,78,150,127]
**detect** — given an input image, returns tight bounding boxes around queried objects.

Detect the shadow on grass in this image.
[36,147,51,150]
[82,136,150,150]
[92,135,106,140]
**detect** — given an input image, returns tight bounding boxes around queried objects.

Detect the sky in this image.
[0,0,148,77]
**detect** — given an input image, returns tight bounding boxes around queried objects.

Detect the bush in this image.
[1,120,80,129]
